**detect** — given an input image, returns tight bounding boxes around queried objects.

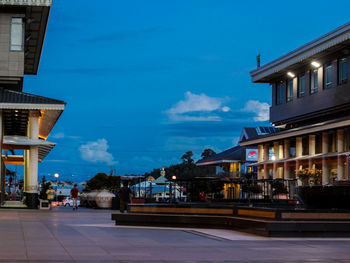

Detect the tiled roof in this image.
[0,88,65,105]
[197,146,243,164]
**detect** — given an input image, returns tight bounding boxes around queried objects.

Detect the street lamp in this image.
[54,173,59,202]
[172,175,177,201]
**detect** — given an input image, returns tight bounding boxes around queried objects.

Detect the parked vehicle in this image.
[62,197,80,207]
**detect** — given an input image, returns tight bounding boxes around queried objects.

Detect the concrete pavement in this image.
[0,207,349,262]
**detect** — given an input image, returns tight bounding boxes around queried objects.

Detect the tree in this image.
[86,173,121,192]
[181,151,194,164]
[201,148,216,159]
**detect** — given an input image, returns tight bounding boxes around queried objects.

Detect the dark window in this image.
[339,58,347,85]
[298,74,305,98]
[287,79,293,102]
[324,64,333,89]
[310,69,318,94]
[276,82,283,105]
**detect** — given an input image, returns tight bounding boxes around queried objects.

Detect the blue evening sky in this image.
[22,0,350,182]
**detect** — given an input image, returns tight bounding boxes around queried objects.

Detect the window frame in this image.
[324,64,333,89]
[276,82,283,105]
[310,69,318,94]
[338,57,347,85]
[298,74,305,98]
[10,17,24,52]
[286,79,293,102]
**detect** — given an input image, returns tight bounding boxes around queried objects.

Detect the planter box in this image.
[297,185,350,209]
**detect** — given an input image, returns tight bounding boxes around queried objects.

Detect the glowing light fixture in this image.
[271,155,276,161]
[287,72,295,78]
[311,61,321,68]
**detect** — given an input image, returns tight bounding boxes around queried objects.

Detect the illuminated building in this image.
[0,0,65,208]
[241,22,350,187]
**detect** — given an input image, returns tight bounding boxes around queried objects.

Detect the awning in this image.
[2,135,56,162]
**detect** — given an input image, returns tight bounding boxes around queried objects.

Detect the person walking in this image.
[70,184,79,211]
[46,186,55,206]
[118,181,132,213]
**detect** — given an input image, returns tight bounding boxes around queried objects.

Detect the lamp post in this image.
[54,173,59,202]
[172,175,177,202]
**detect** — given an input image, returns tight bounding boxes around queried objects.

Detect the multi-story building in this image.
[0,0,65,208]
[241,23,350,187]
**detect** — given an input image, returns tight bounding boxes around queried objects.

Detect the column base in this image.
[25,193,39,209]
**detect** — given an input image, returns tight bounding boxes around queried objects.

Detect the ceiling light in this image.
[311,61,320,68]
[287,72,295,78]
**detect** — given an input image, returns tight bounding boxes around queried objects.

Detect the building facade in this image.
[0,1,64,208]
[241,23,350,187]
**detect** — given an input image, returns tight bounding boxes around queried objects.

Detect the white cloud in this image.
[166,91,229,122]
[52,132,65,139]
[242,100,270,122]
[79,138,117,165]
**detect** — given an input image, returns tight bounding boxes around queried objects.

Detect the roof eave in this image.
[250,22,350,83]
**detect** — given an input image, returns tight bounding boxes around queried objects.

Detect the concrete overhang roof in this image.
[250,22,350,83]
[2,135,55,161]
[240,116,350,147]
[0,0,52,74]
[0,88,65,139]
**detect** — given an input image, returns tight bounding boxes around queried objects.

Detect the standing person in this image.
[70,184,79,211]
[46,186,55,209]
[118,181,132,213]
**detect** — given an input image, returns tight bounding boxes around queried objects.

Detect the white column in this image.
[296,137,302,158]
[283,140,290,179]
[24,111,39,193]
[322,132,329,185]
[263,164,268,179]
[273,142,278,178]
[258,144,263,163]
[263,144,269,162]
[309,134,316,170]
[337,129,344,180]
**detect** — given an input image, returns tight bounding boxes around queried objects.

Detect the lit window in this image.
[298,74,305,98]
[10,18,24,51]
[310,69,318,94]
[325,64,333,89]
[287,79,293,102]
[276,82,283,105]
[339,58,347,85]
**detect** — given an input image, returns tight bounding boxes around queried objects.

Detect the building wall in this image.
[270,55,350,126]
[0,13,24,78]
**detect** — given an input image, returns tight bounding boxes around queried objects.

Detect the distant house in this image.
[196,127,278,199]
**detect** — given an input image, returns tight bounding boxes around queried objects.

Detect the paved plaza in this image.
[0,207,349,262]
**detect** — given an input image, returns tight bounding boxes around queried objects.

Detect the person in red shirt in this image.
[70,184,79,211]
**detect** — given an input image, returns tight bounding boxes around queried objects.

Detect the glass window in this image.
[310,69,318,94]
[339,58,347,84]
[276,82,283,105]
[298,74,305,98]
[325,64,333,89]
[10,18,24,51]
[287,79,293,102]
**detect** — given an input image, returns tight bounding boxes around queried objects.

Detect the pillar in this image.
[263,144,269,162]
[258,144,263,163]
[273,142,278,178]
[322,132,329,185]
[24,111,40,208]
[0,111,4,203]
[283,140,290,179]
[337,129,344,180]
[309,134,316,170]
[296,137,302,158]
[263,164,268,179]
[257,166,263,180]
